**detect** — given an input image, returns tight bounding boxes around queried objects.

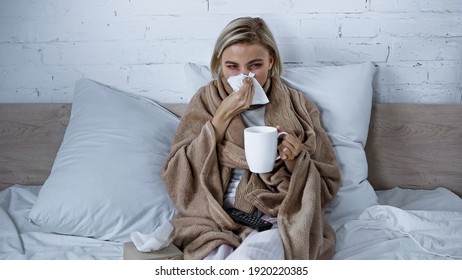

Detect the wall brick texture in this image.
[0,0,461,103]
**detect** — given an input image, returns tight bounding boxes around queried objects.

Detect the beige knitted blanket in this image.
[162,76,340,259]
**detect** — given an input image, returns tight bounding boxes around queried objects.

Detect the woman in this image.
[162,17,340,260]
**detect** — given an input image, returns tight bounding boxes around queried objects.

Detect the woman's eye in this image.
[249,63,262,69]
[227,65,238,69]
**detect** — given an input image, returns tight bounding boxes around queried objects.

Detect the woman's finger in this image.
[280,135,302,160]
[241,78,254,104]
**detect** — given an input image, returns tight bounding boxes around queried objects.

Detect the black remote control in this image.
[226,207,273,232]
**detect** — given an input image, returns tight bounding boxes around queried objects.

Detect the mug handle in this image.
[275,132,288,160]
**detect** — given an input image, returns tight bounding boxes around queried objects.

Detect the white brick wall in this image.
[0,0,461,103]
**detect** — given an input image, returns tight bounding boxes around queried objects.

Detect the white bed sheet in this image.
[1,185,462,260]
[333,187,462,260]
[0,185,123,260]
[376,187,462,211]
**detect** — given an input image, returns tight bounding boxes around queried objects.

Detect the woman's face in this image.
[221,43,274,86]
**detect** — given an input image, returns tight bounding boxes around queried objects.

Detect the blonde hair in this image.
[210,17,283,78]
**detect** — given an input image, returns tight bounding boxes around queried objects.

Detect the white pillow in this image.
[29,78,178,242]
[184,62,378,227]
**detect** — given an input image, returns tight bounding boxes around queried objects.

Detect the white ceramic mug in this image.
[244,126,288,173]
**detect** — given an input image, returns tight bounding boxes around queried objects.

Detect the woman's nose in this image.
[234,65,246,75]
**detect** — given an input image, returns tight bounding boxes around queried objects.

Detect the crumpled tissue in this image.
[130,221,174,252]
[227,72,269,105]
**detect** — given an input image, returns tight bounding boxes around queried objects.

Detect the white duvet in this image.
[333,187,462,259]
[1,185,461,260]
[334,205,462,259]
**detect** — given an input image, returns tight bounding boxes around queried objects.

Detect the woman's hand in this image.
[276,125,302,173]
[212,77,254,141]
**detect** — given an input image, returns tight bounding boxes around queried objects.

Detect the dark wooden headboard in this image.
[1,103,461,196]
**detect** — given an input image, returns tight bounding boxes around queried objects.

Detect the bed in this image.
[1,62,461,260]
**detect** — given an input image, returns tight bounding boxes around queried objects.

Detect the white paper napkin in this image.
[130,221,174,252]
[227,72,269,105]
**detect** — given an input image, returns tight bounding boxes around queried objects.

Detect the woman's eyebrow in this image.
[224,58,264,65]
[247,58,264,64]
